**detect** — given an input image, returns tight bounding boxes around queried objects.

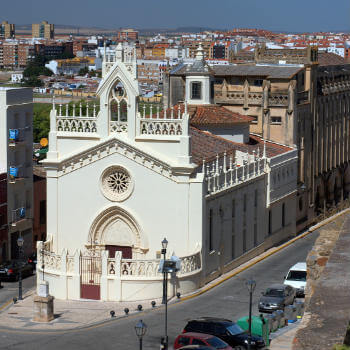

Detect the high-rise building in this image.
[32,21,54,39]
[0,21,15,39]
[0,87,34,261]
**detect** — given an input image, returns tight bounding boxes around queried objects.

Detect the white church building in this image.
[39,45,298,301]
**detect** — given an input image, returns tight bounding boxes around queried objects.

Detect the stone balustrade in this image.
[55,103,99,133]
[138,105,187,136]
[203,152,267,196]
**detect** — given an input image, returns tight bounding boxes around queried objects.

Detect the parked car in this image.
[174,332,232,349]
[283,262,307,297]
[27,252,37,270]
[178,346,213,350]
[0,260,34,281]
[183,317,265,349]
[258,284,296,313]
[179,346,214,350]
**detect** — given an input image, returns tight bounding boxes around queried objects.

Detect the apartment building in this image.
[32,21,54,39]
[0,87,33,260]
[117,28,138,41]
[0,21,15,39]
[2,42,18,68]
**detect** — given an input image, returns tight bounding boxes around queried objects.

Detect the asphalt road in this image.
[0,274,36,308]
[0,231,318,350]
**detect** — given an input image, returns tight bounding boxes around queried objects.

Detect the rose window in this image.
[107,171,130,194]
[101,166,134,202]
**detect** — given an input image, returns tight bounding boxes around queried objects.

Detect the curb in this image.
[179,207,350,302]
[0,208,348,334]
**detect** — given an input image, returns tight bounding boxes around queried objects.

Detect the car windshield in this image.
[226,323,244,336]
[286,271,306,281]
[265,288,284,297]
[207,337,228,349]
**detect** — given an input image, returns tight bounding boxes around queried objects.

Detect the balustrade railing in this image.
[55,103,99,133]
[37,247,202,279]
[138,104,185,136]
[204,152,267,196]
[268,93,288,106]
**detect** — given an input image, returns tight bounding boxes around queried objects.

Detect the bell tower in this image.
[185,44,213,105]
[97,43,140,140]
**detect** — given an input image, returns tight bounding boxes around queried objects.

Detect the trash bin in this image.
[275,309,285,328]
[237,315,270,347]
[294,300,304,318]
[284,305,297,323]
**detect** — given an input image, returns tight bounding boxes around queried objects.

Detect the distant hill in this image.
[14,24,218,36]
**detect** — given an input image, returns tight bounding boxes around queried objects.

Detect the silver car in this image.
[258,284,296,313]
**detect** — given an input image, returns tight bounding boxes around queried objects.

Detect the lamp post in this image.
[17,236,24,301]
[134,319,147,350]
[161,237,168,350]
[246,279,256,350]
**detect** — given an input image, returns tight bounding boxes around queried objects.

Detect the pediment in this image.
[43,136,194,181]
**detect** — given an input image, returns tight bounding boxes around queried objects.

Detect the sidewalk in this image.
[269,321,302,350]
[0,288,164,331]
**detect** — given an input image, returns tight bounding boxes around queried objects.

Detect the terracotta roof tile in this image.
[190,127,293,165]
[190,105,254,126]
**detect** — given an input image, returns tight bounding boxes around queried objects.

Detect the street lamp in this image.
[135,319,147,350]
[246,279,256,350]
[161,237,168,350]
[17,236,24,301]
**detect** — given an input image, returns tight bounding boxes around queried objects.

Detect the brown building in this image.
[186,41,211,59]
[32,21,54,39]
[165,46,350,232]
[2,42,18,68]
[0,21,15,39]
[117,28,138,41]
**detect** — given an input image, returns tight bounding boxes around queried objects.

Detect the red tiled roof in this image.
[190,127,292,165]
[190,105,254,126]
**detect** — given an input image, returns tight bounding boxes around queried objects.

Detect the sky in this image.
[1,0,350,33]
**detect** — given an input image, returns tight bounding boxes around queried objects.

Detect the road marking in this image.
[0,299,13,312]
[0,208,348,335]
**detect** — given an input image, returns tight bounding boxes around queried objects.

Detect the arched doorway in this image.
[88,206,148,259]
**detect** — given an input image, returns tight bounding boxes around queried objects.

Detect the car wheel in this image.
[234,346,245,350]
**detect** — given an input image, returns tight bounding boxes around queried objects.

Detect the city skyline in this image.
[1,0,350,33]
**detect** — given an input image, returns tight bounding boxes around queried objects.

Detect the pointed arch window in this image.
[109,80,128,133]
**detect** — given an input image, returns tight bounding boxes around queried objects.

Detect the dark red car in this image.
[174,332,232,350]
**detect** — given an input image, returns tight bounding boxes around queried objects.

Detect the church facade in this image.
[39,45,297,301]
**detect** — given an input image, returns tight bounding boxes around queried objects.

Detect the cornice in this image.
[43,136,195,182]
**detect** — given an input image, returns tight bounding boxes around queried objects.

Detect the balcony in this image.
[8,127,30,147]
[11,207,30,227]
[8,166,26,184]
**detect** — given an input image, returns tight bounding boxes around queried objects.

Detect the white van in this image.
[284,262,307,296]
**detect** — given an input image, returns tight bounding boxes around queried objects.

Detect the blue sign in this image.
[9,167,18,178]
[9,129,19,141]
[19,208,25,218]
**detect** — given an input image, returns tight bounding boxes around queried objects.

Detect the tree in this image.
[33,104,51,142]
[78,67,89,76]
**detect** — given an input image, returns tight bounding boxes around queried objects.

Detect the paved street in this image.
[0,274,36,308]
[0,231,318,350]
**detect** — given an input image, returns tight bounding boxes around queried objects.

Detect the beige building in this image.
[165,46,350,232]
[0,21,15,39]
[32,21,54,39]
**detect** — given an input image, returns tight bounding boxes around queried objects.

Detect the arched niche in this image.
[87,206,148,258]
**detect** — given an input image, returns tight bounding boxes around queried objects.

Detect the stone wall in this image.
[293,211,350,349]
